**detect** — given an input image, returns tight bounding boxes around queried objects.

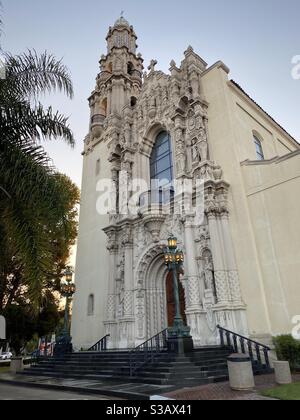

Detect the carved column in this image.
[104,229,118,348]
[119,225,135,348]
[122,227,134,318]
[220,212,243,304]
[183,215,202,309]
[174,126,186,178]
[106,233,118,320]
[206,210,230,304]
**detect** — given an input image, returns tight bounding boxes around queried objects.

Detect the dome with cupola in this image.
[114,16,130,28]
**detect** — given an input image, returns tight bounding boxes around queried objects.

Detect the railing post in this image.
[226,331,231,347]
[233,335,238,353]
[255,344,262,365]
[219,327,225,347]
[263,348,270,369]
[240,337,246,354]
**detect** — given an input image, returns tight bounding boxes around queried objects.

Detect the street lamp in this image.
[61,267,76,338]
[54,267,76,356]
[164,235,191,342]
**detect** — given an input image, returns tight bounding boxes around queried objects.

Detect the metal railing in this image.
[139,188,175,212]
[88,334,110,352]
[217,325,271,370]
[129,329,169,376]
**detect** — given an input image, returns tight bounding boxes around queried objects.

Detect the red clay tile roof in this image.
[230,80,299,146]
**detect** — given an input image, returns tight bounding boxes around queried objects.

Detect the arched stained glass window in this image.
[150,132,173,187]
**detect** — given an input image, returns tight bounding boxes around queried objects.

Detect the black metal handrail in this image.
[88,334,110,352]
[217,325,271,369]
[129,329,169,376]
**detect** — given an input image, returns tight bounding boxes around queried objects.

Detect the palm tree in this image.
[0,48,76,307]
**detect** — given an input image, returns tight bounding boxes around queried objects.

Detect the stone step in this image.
[21,370,168,385]
[26,346,240,387]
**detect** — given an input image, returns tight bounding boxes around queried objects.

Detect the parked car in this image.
[0,352,12,360]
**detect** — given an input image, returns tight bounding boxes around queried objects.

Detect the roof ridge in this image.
[230,80,299,146]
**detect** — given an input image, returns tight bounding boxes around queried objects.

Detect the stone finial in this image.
[170,60,176,68]
[185,45,194,57]
[148,59,158,73]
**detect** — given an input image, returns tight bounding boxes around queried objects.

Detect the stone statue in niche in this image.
[119,133,126,149]
[176,155,186,176]
[196,128,208,161]
[114,56,122,72]
[192,138,200,163]
[175,129,185,154]
[203,255,215,292]
[195,115,204,130]
[199,140,208,162]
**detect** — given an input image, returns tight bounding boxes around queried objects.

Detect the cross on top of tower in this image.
[148,59,158,73]
[114,12,130,28]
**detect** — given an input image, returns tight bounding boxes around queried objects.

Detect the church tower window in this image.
[254,135,264,160]
[88,294,95,316]
[100,98,107,118]
[96,159,101,176]
[127,62,134,76]
[130,96,137,107]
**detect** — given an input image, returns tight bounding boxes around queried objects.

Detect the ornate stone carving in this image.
[106,295,116,320]
[187,276,201,307]
[121,226,133,246]
[228,271,243,303]
[203,255,215,292]
[123,291,133,316]
[214,271,230,303]
[106,230,118,251]
[85,17,248,349]
[136,290,146,340]
[144,214,165,243]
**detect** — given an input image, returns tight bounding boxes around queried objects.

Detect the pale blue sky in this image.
[2,0,300,187]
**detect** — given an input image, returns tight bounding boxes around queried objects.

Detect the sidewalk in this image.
[163,373,300,400]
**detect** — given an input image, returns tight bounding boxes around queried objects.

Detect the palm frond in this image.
[0,102,74,146]
[3,50,74,100]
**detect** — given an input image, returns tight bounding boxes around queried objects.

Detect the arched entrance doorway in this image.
[166,272,187,327]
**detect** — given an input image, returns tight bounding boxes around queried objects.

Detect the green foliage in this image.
[0,16,79,353]
[0,40,78,308]
[3,293,64,356]
[273,335,300,370]
[262,382,300,401]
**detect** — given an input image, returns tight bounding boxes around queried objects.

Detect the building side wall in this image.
[202,65,299,341]
[71,141,111,350]
[241,153,300,335]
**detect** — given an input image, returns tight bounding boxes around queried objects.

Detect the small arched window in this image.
[100,98,107,117]
[150,131,173,187]
[254,135,264,160]
[130,96,137,107]
[127,62,134,76]
[96,159,101,176]
[88,294,94,316]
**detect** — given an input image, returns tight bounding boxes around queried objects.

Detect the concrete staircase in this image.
[21,346,233,387]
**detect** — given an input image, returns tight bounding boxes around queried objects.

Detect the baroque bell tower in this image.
[89,15,144,137]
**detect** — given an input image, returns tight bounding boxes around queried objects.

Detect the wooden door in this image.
[166,271,187,327]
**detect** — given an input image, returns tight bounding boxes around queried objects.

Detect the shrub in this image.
[273,335,300,370]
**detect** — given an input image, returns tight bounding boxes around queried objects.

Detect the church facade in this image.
[71,17,300,351]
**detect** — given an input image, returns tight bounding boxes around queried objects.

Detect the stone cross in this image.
[148,59,158,73]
